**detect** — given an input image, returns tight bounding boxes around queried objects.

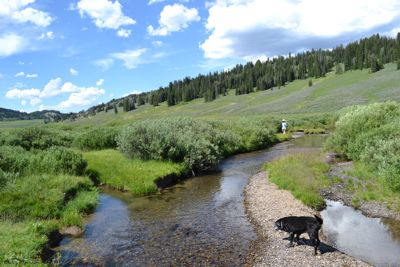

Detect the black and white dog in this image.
[275,215,323,255]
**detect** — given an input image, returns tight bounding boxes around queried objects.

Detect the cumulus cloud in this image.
[147,4,200,36]
[148,0,165,5]
[0,0,53,27]
[117,28,131,38]
[77,0,135,32]
[96,79,105,86]
[70,68,79,76]
[152,40,163,47]
[201,0,400,59]
[38,31,54,40]
[111,48,148,69]
[58,87,105,109]
[0,33,26,57]
[5,77,105,110]
[14,71,37,78]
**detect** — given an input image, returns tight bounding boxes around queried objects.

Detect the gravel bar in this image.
[245,172,370,267]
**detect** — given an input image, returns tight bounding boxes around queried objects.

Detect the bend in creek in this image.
[321,200,400,267]
[56,134,325,266]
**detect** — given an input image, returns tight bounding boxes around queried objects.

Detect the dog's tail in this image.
[314,215,323,225]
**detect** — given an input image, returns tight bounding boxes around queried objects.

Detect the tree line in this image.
[80,33,400,117]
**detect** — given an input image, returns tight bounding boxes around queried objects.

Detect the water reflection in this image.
[321,200,400,267]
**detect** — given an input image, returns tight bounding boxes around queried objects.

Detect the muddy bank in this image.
[322,159,400,221]
[245,172,370,266]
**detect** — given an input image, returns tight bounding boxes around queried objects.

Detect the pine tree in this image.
[397,60,400,70]
[308,79,313,87]
[113,103,118,114]
[335,63,343,74]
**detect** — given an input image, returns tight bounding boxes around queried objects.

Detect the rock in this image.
[60,226,83,237]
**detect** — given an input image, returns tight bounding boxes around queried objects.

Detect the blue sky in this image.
[1,0,400,112]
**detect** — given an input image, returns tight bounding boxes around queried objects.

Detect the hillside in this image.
[0,108,69,122]
[64,63,400,125]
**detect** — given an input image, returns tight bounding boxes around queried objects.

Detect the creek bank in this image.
[245,172,370,266]
[322,156,400,221]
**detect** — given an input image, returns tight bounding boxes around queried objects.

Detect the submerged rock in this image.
[60,226,83,237]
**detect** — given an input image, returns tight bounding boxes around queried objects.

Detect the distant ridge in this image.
[0,107,69,122]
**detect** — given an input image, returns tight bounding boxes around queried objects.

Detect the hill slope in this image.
[66,63,400,125]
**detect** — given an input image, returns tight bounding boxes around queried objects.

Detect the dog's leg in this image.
[309,232,320,255]
[295,234,302,245]
[288,232,295,247]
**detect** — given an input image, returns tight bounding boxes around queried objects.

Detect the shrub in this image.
[73,127,118,150]
[326,102,400,192]
[31,147,87,176]
[0,146,29,175]
[117,118,224,172]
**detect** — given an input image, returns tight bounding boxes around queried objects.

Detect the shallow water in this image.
[57,135,324,266]
[321,200,400,267]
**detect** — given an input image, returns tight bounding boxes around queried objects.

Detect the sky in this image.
[1,0,400,113]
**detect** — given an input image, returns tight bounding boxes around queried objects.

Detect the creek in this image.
[56,134,399,266]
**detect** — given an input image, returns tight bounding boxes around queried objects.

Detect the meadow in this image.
[1,64,400,264]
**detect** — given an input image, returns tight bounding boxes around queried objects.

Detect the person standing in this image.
[281,119,288,134]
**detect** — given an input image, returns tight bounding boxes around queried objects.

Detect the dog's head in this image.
[274,218,284,231]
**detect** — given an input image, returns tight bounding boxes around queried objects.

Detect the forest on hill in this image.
[83,33,400,118]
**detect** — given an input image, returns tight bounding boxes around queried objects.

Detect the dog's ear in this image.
[314,215,323,225]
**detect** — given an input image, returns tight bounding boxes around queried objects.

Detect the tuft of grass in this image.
[84,149,187,195]
[265,152,330,210]
[61,190,99,227]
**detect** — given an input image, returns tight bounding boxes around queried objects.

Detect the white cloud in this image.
[5,77,105,110]
[0,73,3,79]
[94,58,114,71]
[70,68,79,76]
[30,98,41,106]
[14,72,38,78]
[117,28,131,38]
[38,31,54,40]
[40,77,63,98]
[15,71,25,77]
[0,33,26,57]
[147,4,200,36]
[122,90,142,97]
[201,0,400,59]
[112,48,148,69]
[58,87,105,109]
[152,40,163,47]
[148,0,165,5]
[77,0,135,29]
[0,1,53,27]
[6,88,40,99]
[11,7,53,27]
[26,73,38,78]
[96,79,105,86]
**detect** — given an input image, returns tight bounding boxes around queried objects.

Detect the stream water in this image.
[56,134,400,266]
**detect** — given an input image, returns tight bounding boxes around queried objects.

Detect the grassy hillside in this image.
[0,64,399,129]
[70,63,400,125]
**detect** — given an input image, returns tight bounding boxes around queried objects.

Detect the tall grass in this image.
[84,149,186,195]
[326,102,400,192]
[265,152,331,210]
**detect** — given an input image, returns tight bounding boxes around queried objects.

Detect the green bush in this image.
[0,146,29,175]
[118,118,224,172]
[1,127,72,150]
[31,147,87,176]
[326,102,400,191]
[73,127,118,150]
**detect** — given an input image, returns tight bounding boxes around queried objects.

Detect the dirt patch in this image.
[245,172,370,266]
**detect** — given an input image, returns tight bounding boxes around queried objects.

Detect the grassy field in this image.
[265,152,332,210]
[84,149,187,195]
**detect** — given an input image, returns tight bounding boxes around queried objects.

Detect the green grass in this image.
[84,149,187,195]
[265,152,331,210]
[0,220,57,265]
[346,162,400,212]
